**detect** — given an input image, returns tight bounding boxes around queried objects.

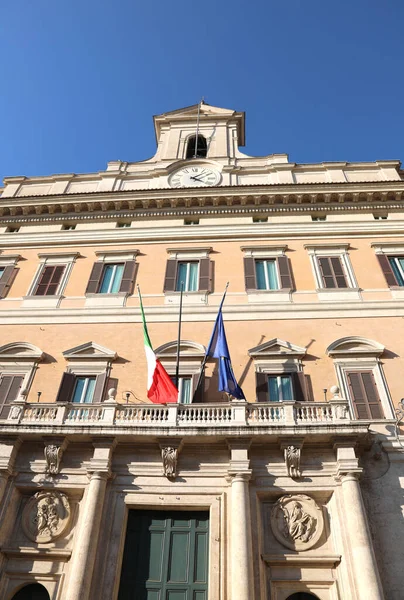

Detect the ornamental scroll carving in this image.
[284,445,301,479]
[44,444,62,475]
[161,446,178,479]
[22,491,71,543]
[270,494,324,551]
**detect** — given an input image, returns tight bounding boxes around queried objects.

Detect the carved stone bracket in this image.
[158,438,183,480]
[43,437,69,476]
[280,438,304,480]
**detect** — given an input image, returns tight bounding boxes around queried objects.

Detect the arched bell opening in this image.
[11,583,50,600]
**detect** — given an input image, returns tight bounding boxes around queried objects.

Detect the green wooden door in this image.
[118,510,209,600]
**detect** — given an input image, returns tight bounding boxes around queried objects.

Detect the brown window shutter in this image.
[292,372,305,401]
[0,375,24,418]
[347,371,383,419]
[318,257,335,288]
[0,266,17,299]
[163,260,177,292]
[56,372,76,403]
[93,372,108,403]
[119,261,138,294]
[256,372,268,402]
[305,374,314,401]
[198,258,212,292]
[330,257,348,288]
[34,265,65,296]
[277,256,293,290]
[85,262,104,294]
[377,254,398,286]
[192,371,205,403]
[243,257,257,290]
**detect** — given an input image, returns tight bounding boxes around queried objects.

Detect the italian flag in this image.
[139,290,178,404]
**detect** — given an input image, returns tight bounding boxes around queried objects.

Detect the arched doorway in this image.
[286,593,321,600]
[11,583,50,600]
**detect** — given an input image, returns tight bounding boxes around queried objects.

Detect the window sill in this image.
[164,292,209,305]
[22,295,64,309]
[389,287,404,299]
[85,293,128,308]
[246,289,293,303]
[316,288,361,302]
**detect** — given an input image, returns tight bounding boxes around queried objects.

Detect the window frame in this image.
[98,263,126,294]
[164,248,213,304]
[241,245,293,302]
[85,250,139,305]
[305,244,360,300]
[25,253,80,306]
[156,341,206,404]
[327,336,394,419]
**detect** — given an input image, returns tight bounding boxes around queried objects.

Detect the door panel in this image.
[118,510,209,600]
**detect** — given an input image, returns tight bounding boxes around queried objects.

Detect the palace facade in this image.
[0,102,403,600]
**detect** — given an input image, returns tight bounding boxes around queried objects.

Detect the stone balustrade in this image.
[4,399,351,428]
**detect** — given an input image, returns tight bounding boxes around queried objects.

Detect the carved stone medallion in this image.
[22,491,71,543]
[270,494,324,551]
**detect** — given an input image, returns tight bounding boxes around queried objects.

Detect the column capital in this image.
[227,470,252,483]
[86,470,110,482]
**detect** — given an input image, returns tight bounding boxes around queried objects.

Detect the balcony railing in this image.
[4,399,350,428]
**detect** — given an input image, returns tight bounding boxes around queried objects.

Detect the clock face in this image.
[169,166,220,188]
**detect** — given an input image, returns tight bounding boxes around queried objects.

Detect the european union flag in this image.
[205,294,245,400]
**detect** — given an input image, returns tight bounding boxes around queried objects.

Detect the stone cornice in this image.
[0,180,404,222]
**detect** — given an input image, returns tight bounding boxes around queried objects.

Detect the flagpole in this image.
[193,98,203,158]
[175,281,184,390]
[193,282,229,401]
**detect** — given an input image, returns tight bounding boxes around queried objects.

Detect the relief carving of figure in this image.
[271,494,324,551]
[162,446,178,479]
[22,491,71,543]
[282,501,315,543]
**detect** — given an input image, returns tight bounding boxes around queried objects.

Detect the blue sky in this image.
[0,0,403,181]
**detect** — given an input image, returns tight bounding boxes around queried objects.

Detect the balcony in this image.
[0,397,364,437]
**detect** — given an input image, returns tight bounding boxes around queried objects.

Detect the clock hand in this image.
[190,175,206,182]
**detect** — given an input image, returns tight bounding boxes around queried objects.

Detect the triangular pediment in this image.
[326,337,384,357]
[63,342,117,360]
[155,102,237,119]
[248,338,307,358]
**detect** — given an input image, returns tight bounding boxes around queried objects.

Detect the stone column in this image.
[335,440,384,600]
[340,473,384,600]
[230,472,254,600]
[65,471,109,600]
[227,438,254,600]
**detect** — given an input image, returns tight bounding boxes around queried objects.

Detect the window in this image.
[376,254,404,287]
[311,215,326,221]
[176,262,199,292]
[249,338,313,403]
[71,376,96,404]
[184,219,199,226]
[6,226,20,233]
[164,249,212,296]
[116,222,131,228]
[317,256,348,288]
[326,336,393,420]
[186,135,207,159]
[61,224,76,231]
[171,376,192,404]
[373,213,388,220]
[0,374,24,418]
[32,265,66,296]
[255,259,279,290]
[86,259,138,295]
[252,217,268,223]
[346,371,383,419]
[99,264,125,293]
[156,341,206,404]
[305,244,358,295]
[267,374,293,402]
[243,250,293,292]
